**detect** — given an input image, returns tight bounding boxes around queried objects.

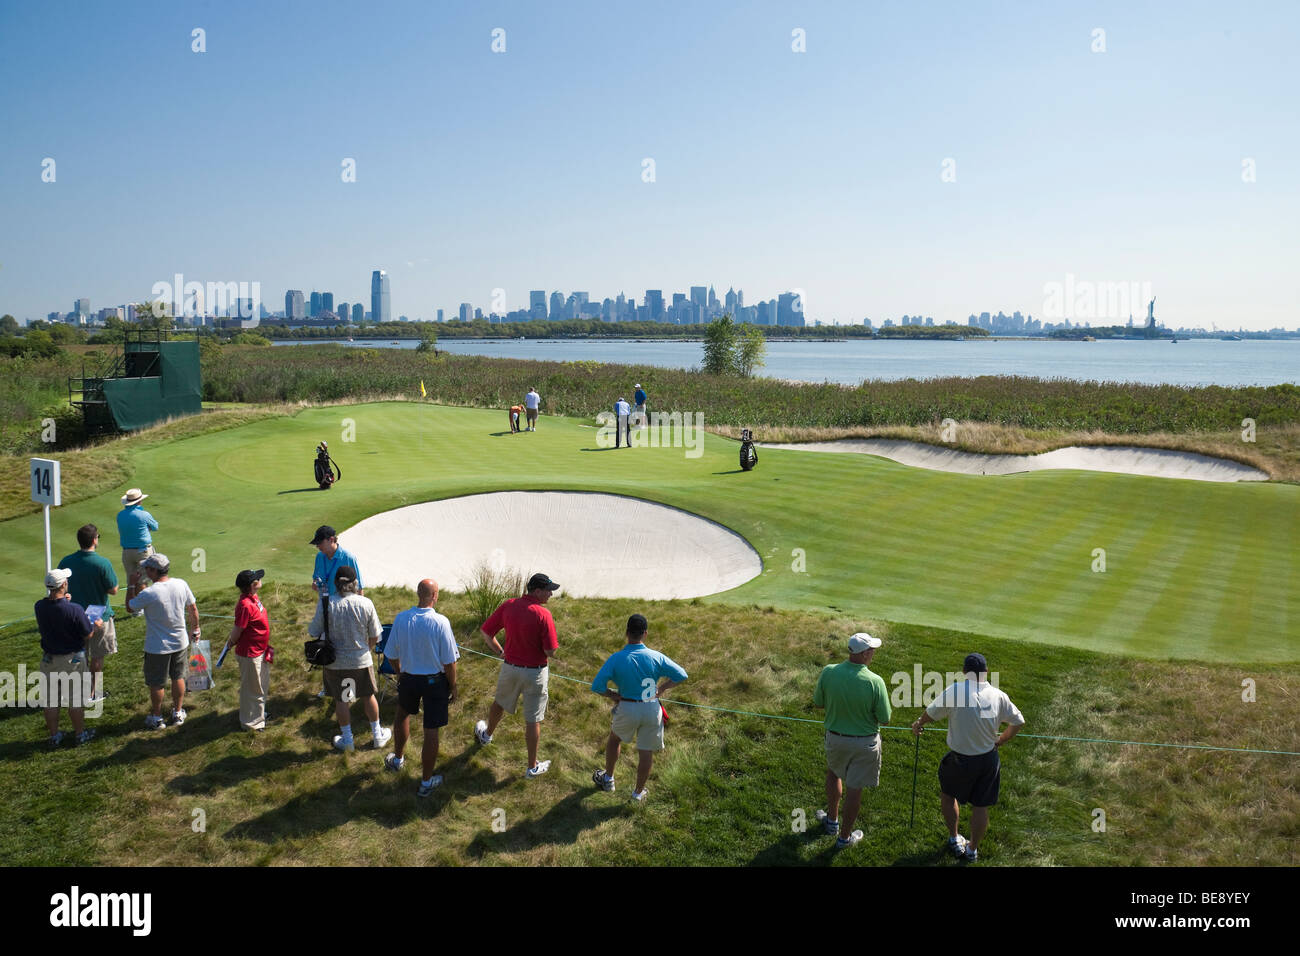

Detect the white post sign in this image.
[31,458,61,572]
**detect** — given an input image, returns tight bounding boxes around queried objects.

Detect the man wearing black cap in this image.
[912,653,1025,863]
[225,569,270,731]
[310,525,363,597]
[310,525,362,699]
[473,573,560,777]
[307,564,389,751]
[589,614,687,802]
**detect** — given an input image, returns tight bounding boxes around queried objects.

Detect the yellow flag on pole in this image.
[419,380,427,398]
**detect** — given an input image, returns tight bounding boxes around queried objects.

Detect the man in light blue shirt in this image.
[310,525,363,596]
[116,488,158,617]
[590,614,687,802]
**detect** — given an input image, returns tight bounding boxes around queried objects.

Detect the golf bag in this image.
[739,428,758,471]
[314,442,341,490]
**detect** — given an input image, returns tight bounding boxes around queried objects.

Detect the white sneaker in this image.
[170,708,187,726]
[474,720,492,745]
[333,734,355,752]
[948,835,968,859]
[631,788,648,803]
[144,714,166,730]
[525,760,551,778]
[372,726,392,748]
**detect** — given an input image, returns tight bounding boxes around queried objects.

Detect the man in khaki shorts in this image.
[474,573,560,777]
[34,569,98,747]
[589,614,688,802]
[812,632,892,849]
[307,565,390,752]
[59,524,119,704]
[116,488,158,618]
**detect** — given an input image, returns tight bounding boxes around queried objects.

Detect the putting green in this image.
[2,402,1295,662]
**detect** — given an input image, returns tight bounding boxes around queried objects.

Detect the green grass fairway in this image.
[2,402,1295,662]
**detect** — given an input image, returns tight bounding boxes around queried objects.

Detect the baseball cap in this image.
[527,573,560,592]
[963,653,988,675]
[45,568,72,589]
[634,383,641,388]
[848,632,882,653]
[626,613,648,637]
[141,553,170,571]
[310,525,337,545]
[235,568,265,590]
[333,565,357,585]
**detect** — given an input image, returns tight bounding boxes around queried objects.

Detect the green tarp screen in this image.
[101,340,202,431]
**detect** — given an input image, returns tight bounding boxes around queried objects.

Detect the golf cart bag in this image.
[314,442,341,490]
[739,429,758,471]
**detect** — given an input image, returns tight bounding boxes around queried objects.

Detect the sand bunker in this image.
[760,439,1269,482]
[339,491,762,599]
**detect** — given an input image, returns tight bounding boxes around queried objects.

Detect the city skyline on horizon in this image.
[3,2,1297,331]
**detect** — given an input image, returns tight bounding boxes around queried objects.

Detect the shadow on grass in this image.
[277,487,328,495]
[75,708,233,770]
[580,447,622,452]
[464,787,625,859]
[224,746,496,842]
[166,749,319,795]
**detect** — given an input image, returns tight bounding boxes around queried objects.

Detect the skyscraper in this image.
[371,270,391,324]
[459,302,473,322]
[777,292,801,327]
[322,292,334,315]
[286,290,305,320]
[310,291,322,317]
[645,290,664,321]
[530,290,546,320]
[351,303,364,323]
[338,301,349,322]
[549,291,564,321]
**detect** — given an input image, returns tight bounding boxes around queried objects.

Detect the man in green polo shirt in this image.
[812,632,891,849]
[58,524,120,705]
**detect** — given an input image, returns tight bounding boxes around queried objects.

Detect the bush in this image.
[461,560,525,625]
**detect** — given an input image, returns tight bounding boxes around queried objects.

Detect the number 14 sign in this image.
[31,458,61,571]
[31,458,62,506]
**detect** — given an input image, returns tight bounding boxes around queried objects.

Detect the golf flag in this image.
[419,380,427,398]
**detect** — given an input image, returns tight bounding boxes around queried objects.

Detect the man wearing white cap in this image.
[116,489,158,618]
[34,569,98,747]
[812,632,891,849]
[126,553,199,729]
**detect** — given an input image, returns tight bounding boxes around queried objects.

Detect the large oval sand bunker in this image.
[338,491,762,600]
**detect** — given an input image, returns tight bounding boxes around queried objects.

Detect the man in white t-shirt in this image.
[524,388,541,431]
[614,396,631,448]
[911,653,1025,863]
[383,578,460,796]
[125,553,199,729]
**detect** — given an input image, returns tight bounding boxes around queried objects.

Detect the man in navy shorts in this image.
[384,579,460,796]
[912,653,1025,863]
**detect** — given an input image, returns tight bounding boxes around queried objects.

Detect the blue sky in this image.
[2,0,1297,328]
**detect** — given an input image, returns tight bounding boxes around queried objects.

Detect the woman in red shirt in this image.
[225,569,271,731]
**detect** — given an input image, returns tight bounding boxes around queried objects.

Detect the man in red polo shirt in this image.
[474,573,560,777]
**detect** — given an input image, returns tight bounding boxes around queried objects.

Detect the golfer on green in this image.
[813,632,891,849]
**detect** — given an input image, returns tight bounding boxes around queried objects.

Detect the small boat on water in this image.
[1221,335,1243,341]
[1171,336,1178,343]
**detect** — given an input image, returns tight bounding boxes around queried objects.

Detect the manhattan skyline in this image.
[2,2,1298,330]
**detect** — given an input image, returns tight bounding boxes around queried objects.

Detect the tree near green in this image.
[736,324,767,377]
[0,315,18,336]
[415,323,438,354]
[702,314,739,374]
